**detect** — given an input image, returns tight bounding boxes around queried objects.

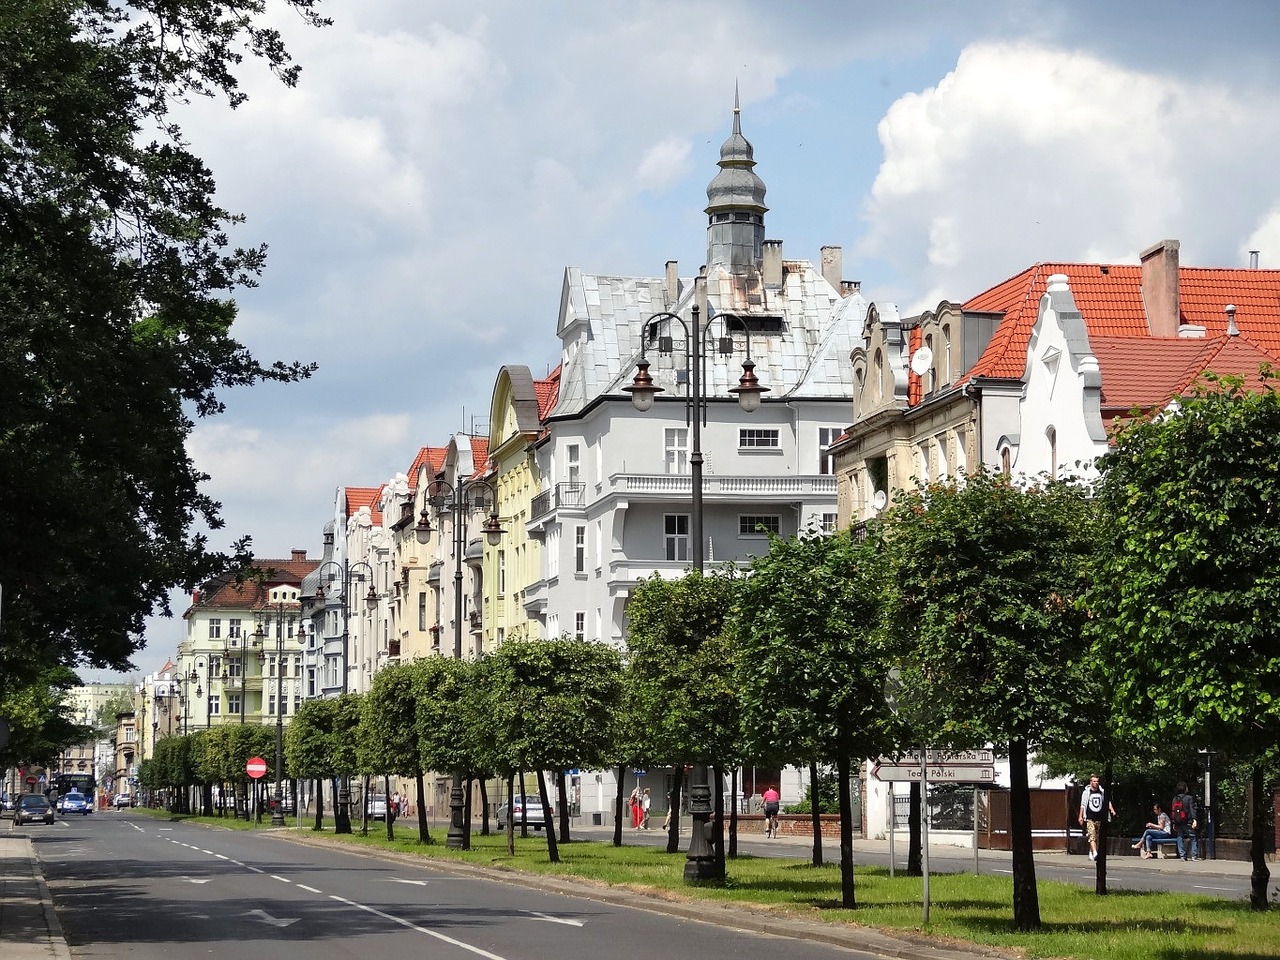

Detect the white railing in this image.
[609,474,836,498]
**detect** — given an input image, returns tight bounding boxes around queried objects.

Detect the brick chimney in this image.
[664,260,680,306]
[291,548,307,562]
[1140,239,1180,338]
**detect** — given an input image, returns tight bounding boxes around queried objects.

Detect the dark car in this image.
[14,794,56,826]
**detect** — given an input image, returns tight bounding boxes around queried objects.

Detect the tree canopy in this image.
[0,0,327,686]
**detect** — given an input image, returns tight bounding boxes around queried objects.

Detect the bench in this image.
[1133,836,1181,859]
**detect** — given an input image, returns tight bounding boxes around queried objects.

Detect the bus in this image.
[49,772,96,801]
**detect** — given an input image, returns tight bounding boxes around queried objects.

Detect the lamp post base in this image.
[271,787,286,827]
[683,780,719,883]
[445,779,466,849]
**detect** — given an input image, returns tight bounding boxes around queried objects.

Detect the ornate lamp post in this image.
[315,558,376,832]
[624,304,767,882]
[413,475,505,849]
[178,668,201,736]
[254,602,302,828]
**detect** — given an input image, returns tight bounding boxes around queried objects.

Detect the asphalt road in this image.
[28,813,909,960]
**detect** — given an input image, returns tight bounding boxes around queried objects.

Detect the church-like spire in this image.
[705,91,768,275]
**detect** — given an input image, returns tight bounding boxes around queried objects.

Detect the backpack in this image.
[1170,795,1191,827]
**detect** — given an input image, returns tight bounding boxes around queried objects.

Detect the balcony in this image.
[220,677,243,692]
[530,482,586,521]
[608,473,835,501]
[468,610,483,630]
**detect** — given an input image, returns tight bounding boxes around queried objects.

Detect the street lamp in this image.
[254,601,302,828]
[413,475,505,849]
[177,668,201,737]
[315,558,376,831]
[624,304,768,882]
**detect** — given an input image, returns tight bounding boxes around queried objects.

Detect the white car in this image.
[497,795,552,831]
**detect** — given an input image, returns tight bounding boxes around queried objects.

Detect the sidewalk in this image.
[0,835,69,960]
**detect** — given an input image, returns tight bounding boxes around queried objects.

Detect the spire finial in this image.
[733,81,741,133]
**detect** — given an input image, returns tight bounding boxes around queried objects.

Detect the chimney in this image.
[664,260,680,306]
[762,240,783,287]
[291,548,307,562]
[1249,250,1260,269]
[1140,239,1180,338]
[1226,304,1239,336]
[821,245,842,291]
[841,280,861,297]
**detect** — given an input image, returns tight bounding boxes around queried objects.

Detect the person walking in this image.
[641,788,652,829]
[1078,774,1116,861]
[1170,781,1200,861]
[1132,802,1173,858]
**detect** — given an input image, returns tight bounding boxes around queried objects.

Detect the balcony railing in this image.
[609,474,836,499]
[530,482,587,520]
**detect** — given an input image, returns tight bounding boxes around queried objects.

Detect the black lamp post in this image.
[624,304,767,882]
[254,602,301,828]
[178,668,201,736]
[315,558,376,831]
[413,475,505,850]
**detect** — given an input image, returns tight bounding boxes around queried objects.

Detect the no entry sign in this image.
[245,756,268,779]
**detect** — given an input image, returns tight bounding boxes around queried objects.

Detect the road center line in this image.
[296,884,322,894]
[246,865,264,874]
[271,875,291,883]
[327,894,512,960]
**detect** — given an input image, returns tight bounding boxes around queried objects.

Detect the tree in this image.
[732,528,890,908]
[330,693,364,834]
[415,657,477,847]
[626,570,742,870]
[0,665,88,769]
[0,1,328,682]
[881,470,1097,932]
[1091,373,1280,910]
[286,697,342,831]
[363,663,424,842]
[477,638,623,863]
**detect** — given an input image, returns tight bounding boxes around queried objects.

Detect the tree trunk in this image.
[613,764,627,847]
[1095,760,1113,895]
[334,775,352,834]
[202,783,213,818]
[666,766,684,854]
[537,769,559,864]
[809,761,824,867]
[837,747,856,909]
[712,765,726,879]
[415,770,431,844]
[313,777,324,831]
[728,767,739,859]
[360,774,369,835]
[907,780,922,875]
[505,772,515,856]
[557,770,571,844]
[384,774,394,841]
[478,777,490,836]
[462,776,472,850]
[1008,737,1041,931]
[1250,761,1272,910]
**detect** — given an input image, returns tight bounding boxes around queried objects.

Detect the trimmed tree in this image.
[881,470,1097,932]
[286,698,343,831]
[1091,373,1280,909]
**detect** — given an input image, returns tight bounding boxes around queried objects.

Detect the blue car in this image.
[58,792,92,815]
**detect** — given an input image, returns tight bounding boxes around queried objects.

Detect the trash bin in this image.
[592,813,602,826]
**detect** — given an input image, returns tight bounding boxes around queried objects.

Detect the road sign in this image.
[877,749,994,766]
[25,776,36,785]
[245,756,268,780]
[872,762,996,784]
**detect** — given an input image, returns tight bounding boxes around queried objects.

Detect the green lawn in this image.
[138,809,1276,960]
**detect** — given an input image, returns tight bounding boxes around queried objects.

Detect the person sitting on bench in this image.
[1132,802,1173,859]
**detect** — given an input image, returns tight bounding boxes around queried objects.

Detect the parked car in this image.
[113,793,134,809]
[14,794,56,826]
[364,794,388,820]
[58,792,92,815]
[496,795,552,831]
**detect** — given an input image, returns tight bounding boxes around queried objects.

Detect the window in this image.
[574,525,586,574]
[267,694,276,716]
[818,427,840,475]
[228,694,241,715]
[594,519,602,571]
[498,550,507,593]
[566,443,581,485]
[664,428,689,474]
[293,655,302,678]
[574,611,586,642]
[228,618,241,638]
[739,515,781,536]
[547,528,560,578]
[1001,446,1012,476]
[665,514,690,561]
[293,695,302,714]
[307,668,316,698]
[227,659,242,678]
[821,513,838,534]
[739,428,780,448]
[208,697,220,716]
[547,613,560,638]
[418,592,427,631]
[210,655,222,676]
[208,618,221,639]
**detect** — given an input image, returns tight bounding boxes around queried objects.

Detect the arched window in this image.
[873,349,884,403]
[1047,426,1058,480]
[1001,446,1011,477]
[941,324,952,386]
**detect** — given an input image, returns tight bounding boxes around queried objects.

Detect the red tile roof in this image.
[535,366,562,419]
[962,262,1280,383]
[344,486,383,526]
[187,557,321,613]
[406,447,447,492]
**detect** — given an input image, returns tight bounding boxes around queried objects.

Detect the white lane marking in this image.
[200,849,214,855]
[215,854,229,860]
[297,884,322,894]
[993,869,1013,874]
[128,824,143,833]
[375,878,430,886]
[271,875,291,883]
[1193,884,1238,892]
[245,909,298,928]
[179,877,213,884]
[522,910,585,927]
[246,865,265,874]
[328,894,512,960]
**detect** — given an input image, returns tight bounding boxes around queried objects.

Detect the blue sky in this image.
[99,0,1280,680]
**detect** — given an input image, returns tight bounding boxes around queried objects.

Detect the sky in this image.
[95,0,1280,681]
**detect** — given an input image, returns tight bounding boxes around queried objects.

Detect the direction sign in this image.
[245,756,268,780]
[877,749,994,766]
[872,763,996,784]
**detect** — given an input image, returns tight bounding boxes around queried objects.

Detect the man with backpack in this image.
[1170,781,1200,861]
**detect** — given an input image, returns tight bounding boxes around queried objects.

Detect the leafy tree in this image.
[0,665,88,768]
[416,657,478,847]
[1091,373,1280,909]
[626,570,741,869]
[286,697,342,831]
[732,529,890,907]
[881,470,1097,931]
[0,1,327,682]
[93,688,136,737]
[330,693,365,834]
[477,638,623,863]
[363,663,424,841]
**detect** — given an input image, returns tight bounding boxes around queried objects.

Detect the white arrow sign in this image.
[245,909,298,928]
[873,763,995,784]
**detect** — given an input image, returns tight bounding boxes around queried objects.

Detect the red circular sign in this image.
[245,757,268,779]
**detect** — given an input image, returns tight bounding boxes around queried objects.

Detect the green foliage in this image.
[784,771,840,814]
[0,664,86,766]
[1090,374,1280,753]
[625,569,742,766]
[414,657,479,777]
[286,697,341,780]
[0,0,327,679]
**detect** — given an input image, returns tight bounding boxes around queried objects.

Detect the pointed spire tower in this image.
[705,87,768,276]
